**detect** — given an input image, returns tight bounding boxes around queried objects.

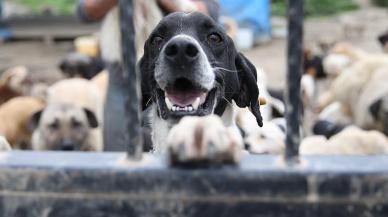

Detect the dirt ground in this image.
[1,7,388,88]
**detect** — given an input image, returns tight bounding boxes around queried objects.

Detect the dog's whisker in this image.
[212,66,241,73]
[222,97,233,104]
[145,98,153,107]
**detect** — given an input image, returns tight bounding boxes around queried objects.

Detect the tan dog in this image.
[319,49,388,110]
[30,103,100,151]
[91,70,108,101]
[355,67,388,135]
[0,96,45,149]
[322,42,388,78]
[31,78,104,151]
[246,126,388,155]
[300,127,388,155]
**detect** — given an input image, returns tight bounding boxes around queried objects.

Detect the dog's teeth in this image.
[165,97,173,110]
[188,106,193,112]
[192,97,200,110]
[172,106,177,111]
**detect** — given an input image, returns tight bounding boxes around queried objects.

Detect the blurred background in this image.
[1,0,387,89]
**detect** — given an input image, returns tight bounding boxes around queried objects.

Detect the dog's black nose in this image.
[165,39,199,62]
[60,139,75,151]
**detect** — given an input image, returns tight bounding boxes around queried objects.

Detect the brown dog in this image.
[0,66,28,105]
[0,96,45,149]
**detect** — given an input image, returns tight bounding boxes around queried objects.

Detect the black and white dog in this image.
[140,12,263,164]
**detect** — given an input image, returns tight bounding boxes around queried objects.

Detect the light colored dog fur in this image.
[355,67,388,131]
[31,78,103,151]
[0,66,27,105]
[0,136,11,151]
[319,49,388,110]
[246,126,388,155]
[91,70,108,101]
[167,115,242,164]
[300,126,388,155]
[46,78,103,121]
[322,42,388,78]
[0,66,49,105]
[0,96,45,149]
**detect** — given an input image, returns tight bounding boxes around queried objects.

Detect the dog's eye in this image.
[71,119,82,128]
[48,122,59,130]
[151,36,164,46]
[208,33,222,44]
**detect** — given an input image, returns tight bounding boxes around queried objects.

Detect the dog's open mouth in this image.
[156,78,217,118]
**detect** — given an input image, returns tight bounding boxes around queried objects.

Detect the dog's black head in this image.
[369,95,388,136]
[59,53,104,79]
[139,12,262,126]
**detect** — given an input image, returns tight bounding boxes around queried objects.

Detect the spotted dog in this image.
[140,12,263,165]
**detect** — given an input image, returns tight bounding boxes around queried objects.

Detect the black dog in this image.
[59,53,104,79]
[139,12,262,163]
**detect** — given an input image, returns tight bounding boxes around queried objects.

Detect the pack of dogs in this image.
[0,12,388,164]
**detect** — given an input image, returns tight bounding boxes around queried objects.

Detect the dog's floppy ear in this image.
[28,110,43,132]
[83,108,99,128]
[369,98,382,120]
[234,53,263,127]
[378,33,388,46]
[138,55,153,111]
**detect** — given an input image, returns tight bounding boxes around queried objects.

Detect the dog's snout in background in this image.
[59,138,76,151]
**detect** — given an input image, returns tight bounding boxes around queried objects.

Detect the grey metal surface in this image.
[285,0,304,162]
[0,152,387,216]
[118,0,142,158]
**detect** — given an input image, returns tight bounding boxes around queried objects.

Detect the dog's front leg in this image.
[166,115,243,166]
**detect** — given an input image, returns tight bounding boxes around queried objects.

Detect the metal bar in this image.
[119,0,142,158]
[285,0,303,162]
[1,152,388,216]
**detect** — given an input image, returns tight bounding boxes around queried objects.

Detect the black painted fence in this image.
[0,152,387,216]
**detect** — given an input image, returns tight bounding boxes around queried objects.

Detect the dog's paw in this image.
[167,115,242,166]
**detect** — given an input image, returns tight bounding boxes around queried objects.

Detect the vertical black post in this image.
[285,0,303,163]
[119,0,142,159]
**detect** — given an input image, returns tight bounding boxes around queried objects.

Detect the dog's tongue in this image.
[166,90,207,107]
